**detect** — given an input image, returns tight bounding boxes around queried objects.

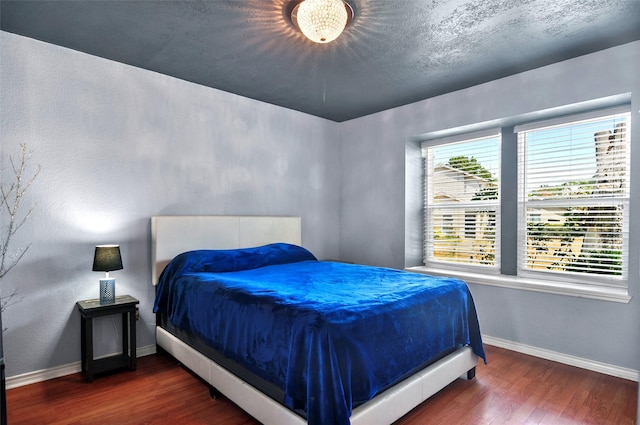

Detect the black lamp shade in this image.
[92,245,123,272]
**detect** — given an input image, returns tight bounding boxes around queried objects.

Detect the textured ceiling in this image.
[2,0,639,122]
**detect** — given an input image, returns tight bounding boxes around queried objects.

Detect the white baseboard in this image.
[483,335,639,382]
[6,344,157,390]
[7,340,638,390]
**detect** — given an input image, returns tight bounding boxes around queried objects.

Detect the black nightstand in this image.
[77,295,139,382]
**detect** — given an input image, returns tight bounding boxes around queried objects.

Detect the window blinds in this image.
[517,109,630,281]
[423,134,501,268]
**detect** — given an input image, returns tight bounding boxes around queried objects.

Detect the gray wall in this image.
[0,32,340,377]
[339,41,640,373]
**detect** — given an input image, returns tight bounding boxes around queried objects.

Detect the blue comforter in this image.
[154,243,485,425]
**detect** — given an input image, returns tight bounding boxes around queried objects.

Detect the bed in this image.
[151,216,485,425]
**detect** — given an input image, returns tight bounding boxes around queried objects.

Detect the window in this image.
[517,110,630,283]
[423,133,501,268]
[418,105,632,301]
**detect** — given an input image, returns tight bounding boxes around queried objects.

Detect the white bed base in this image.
[151,215,479,425]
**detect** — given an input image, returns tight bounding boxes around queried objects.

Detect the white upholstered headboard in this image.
[151,216,302,285]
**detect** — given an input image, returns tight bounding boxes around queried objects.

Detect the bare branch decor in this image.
[0,144,41,313]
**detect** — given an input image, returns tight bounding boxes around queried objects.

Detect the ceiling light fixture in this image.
[289,0,354,44]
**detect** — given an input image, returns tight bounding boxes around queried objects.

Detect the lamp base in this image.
[99,278,116,304]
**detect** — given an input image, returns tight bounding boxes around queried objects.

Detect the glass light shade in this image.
[296,0,349,43]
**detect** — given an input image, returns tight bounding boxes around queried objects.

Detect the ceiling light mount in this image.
[287,0,354,44]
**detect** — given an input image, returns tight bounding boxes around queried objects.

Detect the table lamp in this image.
[92,245,123,304]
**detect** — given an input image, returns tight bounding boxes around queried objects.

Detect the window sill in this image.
[405,266,631,303]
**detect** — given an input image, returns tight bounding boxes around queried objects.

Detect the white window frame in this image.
[516,108,630,289]
[410,105,632,303]
[422,129,501,273]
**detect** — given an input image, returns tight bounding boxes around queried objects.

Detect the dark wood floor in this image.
[6,345,637,424]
